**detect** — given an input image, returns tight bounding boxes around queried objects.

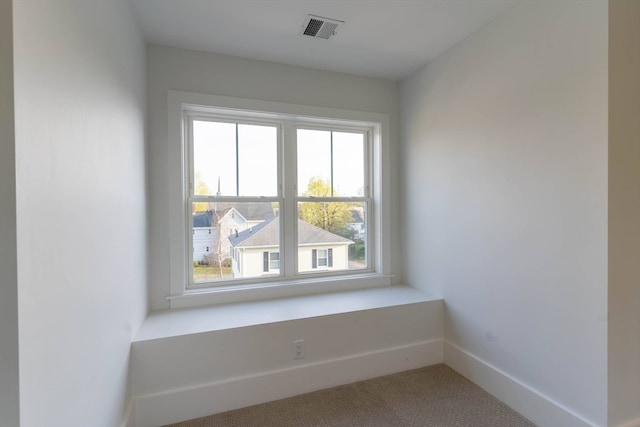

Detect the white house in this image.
[229,217,353,278]
[193,203,277,264]
[347,207,365,242]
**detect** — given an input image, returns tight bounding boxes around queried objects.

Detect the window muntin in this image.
[184,109,376,290]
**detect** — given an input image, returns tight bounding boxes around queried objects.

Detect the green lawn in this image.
[193,265,233,281]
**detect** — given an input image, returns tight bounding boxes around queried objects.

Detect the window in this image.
[264,251,280,272]
[312,249,333,269]
[317,249,328,267]
[168,91,391,307]
[187,115,368,285]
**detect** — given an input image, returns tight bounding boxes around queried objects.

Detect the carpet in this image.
[165,364,535,426]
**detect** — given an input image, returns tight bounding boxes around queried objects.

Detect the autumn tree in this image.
[193,172,212,212]
[299,177,354,235]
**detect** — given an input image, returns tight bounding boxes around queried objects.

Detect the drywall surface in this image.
[609,1,640,425]
[147,45,400,310]
[400,1,607,425]
[0,0,19,425]
[13,1,147,426]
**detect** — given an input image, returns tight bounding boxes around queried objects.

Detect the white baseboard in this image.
[444,340,598,427]
[133,339,442,427]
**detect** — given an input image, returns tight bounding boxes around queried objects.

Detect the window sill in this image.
[135,285,439,343]
[169,272,393,309]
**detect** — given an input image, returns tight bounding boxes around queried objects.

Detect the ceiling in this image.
[131,0,521,81]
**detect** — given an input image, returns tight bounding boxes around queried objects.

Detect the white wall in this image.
[400,1,607,425]
[0,0,19,425]
[13,1,148,426]
[608,1,640,425]
[147,45,400,309]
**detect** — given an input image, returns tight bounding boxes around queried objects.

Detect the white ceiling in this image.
[131,0,521,81]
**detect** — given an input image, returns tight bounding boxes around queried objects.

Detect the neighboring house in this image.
[347,207,365,242]
[192,203,276,264]
[192,211,214,263]
[229,217,354,278]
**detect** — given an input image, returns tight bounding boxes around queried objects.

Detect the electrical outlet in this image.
[293,339,304,359]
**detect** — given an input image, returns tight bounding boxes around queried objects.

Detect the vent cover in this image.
[299,14,343,40]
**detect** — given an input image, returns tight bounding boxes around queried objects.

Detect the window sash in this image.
[295,126,368,197]
[187,115,281,199]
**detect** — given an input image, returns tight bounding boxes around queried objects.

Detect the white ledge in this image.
[135,285,440,342]
[168,273,394,308]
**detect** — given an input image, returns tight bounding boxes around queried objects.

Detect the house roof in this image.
[193,211,213,227]
[229,217,353,248]
[234,203,276,222]
[193,203,276,228]
[349,208,364,224]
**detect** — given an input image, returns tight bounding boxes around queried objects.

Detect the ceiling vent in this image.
[299,14,343,40]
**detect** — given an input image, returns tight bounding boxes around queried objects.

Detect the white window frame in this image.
[167,91,392,308]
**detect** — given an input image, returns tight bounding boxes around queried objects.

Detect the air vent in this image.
[299,14,344,40]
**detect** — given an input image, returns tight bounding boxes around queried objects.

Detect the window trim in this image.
[167,91,392,308]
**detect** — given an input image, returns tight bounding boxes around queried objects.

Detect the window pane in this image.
[297,129,365,197]
[192,201,280,283]
[297,201,367,273]
[193,120,237,196]
[238,124,278,196]
[333,132,365,197]
[193,121,278,197]
[297,129,331,196]
[269,252,280,270]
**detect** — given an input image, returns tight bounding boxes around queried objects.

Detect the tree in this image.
[299,177,354,235]
[193,172,212,212]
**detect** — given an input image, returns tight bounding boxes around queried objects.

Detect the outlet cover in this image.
[293,339,304,359]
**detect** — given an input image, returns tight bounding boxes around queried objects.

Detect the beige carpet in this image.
[165,365,535,427]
